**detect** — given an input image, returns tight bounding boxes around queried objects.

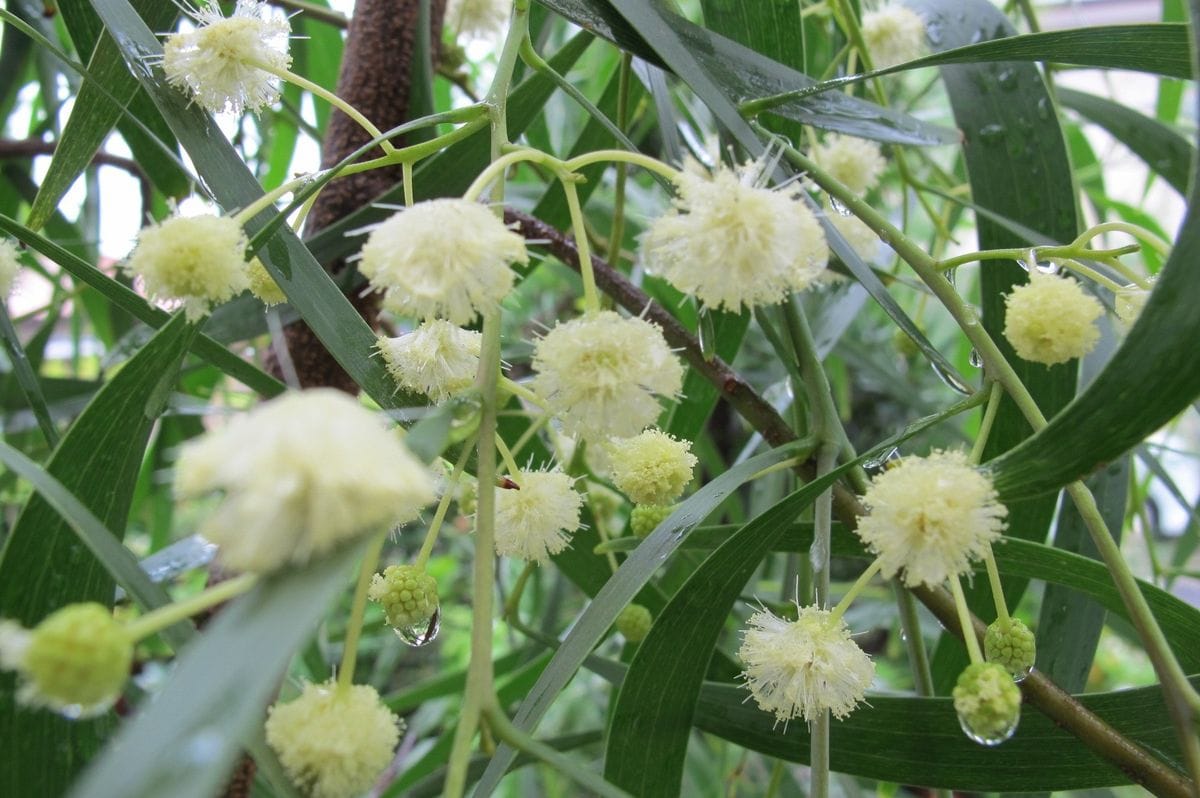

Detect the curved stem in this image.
[500,376,549,409]
[969,381,1003,465]
[560,179,599,312]
[1073,221,1172,258]
[255,62,395,154]
[562,149,680,181]
[949,576,984,664]
[829,558,883,622]
[337,532,386,689]
[495,432,522,477]
[123,572,257,643]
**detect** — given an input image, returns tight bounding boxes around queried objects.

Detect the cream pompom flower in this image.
[812,135,887,196]
[162,0,291,115]
[174,389,436,573]
[1003,272,1104,365]
[0,237,22,297]
[126,213,251,321]
[605,429,697,506]
[265,681,401,798]
[377,320,482,403]
[446,0,511,38]
[532,311,683,440]
[0,603,133,718]
[861,5,927,69]
[358,199,526,325]
[739,604,874,724]
[641,160,829,311]
[827,205,882,261]
[856,450,1007,587]
[248,258,287,306]
[493,469,582,563]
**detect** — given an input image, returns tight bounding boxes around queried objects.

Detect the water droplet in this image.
[996,68,1018,91]
[1035,261,1059,275]
[957,708,1019,746]
[931,362,974,396]
[396,608,440,647]
[968,349,983,368]
[1015,259,1030,272]
[977,124,1006,145]
[863,447,900,473]
[1013,664,1034,683]
[829,195,851,216]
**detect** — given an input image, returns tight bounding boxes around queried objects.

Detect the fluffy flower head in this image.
[1003,272,1103,365]
[642,160,829,311]
[0,603,132,718]
[493,469,582,563]
[265,681,401,798]
[174,389,436,573]
[0,237,22,297]
[532,311,683,440]
[856,450,1007,587]
[862,5,927,69]
[953,662,1021,745]
[248,258,286,305]
[377,321,482,403]
[126,213,250,321]
[162,0,291,115]
[605,429,696,505]
[812,135,886,196]
[826,204,882,261]
[739,604,874,724]
[446,0,511,38]
[358,199,526,325]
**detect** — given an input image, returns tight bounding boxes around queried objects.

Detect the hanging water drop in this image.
[863,447,900,473]
[829,195,851,216]
[396,607,441,647]
[931,361,974,396]
[1035,260,1059,275]
[957,706,1019,746]
[968,349,983,368]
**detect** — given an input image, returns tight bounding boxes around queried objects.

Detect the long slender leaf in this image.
[0,303,58,445]
[0,313,195,797]
[1058,87,1194,197]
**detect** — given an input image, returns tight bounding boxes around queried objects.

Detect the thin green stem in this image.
[500,376,549,409]
[510,412,552,460]
[983,548,1009,622]
[461,147,566,202]
[483,704,632,798]
[830,558,883,622]
[503,562,537,622]
[561,179,599,312]
[233,173,313,224]
[495,432,522,477]
[123,572,257,643]
[255,61,395,154]
[969,381,1003,465]
[606,53,633,269]
[402,161,414,207]
[1073,221,1172,257]
[337,532,386,689]
[949,576,984,664]
[415,441,475,570]
[562,149,680,181]
[935,244,1138,274]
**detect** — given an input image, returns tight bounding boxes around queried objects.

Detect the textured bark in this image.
[265,0,446,392]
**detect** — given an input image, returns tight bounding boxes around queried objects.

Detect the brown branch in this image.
[506,206,1195,798]
[0,137,152,219]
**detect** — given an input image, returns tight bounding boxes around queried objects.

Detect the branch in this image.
[505,207,1195,798]
[0,138,151,216]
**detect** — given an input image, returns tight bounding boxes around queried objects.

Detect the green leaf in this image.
[1058,87,1194,197]
[68,543,366,798]
[0,213,286,398]
[692,677,1198,791]
[473,442,807,794]
[535,0,957,146]
[0,302,58,446]
[28,0,182,231]
[905,0,1080,692]
[0,313,195,797]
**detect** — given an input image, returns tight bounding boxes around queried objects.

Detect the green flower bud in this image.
[953,662,1021,746]
[630,504,673,539]
[368,565,439,632]
[0,603,132,718]
[615,604,653,643]
[984,617,1036,677]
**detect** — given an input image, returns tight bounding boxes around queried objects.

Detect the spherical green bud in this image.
[984,617,1036,677]
[458,481,477,517]
[630,504,672,539]
[10,603,132,717]
[953,662,1021,746]
[615,604,653,643]
[368,565,439,631]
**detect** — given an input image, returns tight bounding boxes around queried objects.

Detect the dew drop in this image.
[1015,259,1030,272]
[968,349,983,368]
[957,707,1019,747]
[1035,260,1059,275]
[396,608,441,647]
[828,195,851,216]
[931,362,974,396]
[863,447,900,473]
[977,124,1006,145]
